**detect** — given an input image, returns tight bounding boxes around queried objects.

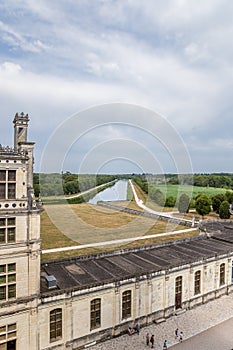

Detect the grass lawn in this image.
[150,184,231,199]
[41,202,195,261]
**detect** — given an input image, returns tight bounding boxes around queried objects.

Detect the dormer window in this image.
[0,170,16,199]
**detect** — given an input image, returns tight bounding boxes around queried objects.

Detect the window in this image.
[0,171,16,200]
[194,270,201,295]
[231,261,233,284]
[122,290,131,319]
[175,276,182,309]
[90,298,101,329]
[50,309,62,342]
[0,323,17,350]
[220,263,225,286]
[0,264,16,301]
[0,218,16,244]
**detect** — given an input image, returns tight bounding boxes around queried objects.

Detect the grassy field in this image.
[150,184,230,199]
[40,181,231,262]
[41,203,196,261]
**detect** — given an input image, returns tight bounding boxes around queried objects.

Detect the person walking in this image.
[179,331,183,342]
[163,339,168,349]
[146,333,150,346]
[175,328,179,339]
[150,334,155,348]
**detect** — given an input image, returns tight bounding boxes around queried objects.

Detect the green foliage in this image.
[167,173,233,189]
[212,194,226,213]
[165,196,176,207]
[33,173,116,197]
[34,184,40,197]
[226,191,233,204]
[178,194,190,213]
[219,201,231,219]
[195,195,212,217]
[133,176,148,194]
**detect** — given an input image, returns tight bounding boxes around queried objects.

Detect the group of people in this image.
[175,328,184,342]
[128,323,184,348]
[128,322,140,335]
[146,333,167,349]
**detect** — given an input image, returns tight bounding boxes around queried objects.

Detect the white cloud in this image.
[0,0,233,172]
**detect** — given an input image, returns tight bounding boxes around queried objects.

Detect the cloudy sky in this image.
[0,0,233,174]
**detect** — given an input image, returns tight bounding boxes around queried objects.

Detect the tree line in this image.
[33,173,117,197]
[132,174,233,219]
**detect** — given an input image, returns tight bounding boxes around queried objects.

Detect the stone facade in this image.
[1,114,233,350]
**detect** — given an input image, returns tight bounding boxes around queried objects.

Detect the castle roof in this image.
[40,223,233,296]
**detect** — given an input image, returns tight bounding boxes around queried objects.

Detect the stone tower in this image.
[0,113,42,350]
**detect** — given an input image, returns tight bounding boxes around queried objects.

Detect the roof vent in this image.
[45,275,57,289]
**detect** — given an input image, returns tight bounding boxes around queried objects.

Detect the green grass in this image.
[150,184,231,199]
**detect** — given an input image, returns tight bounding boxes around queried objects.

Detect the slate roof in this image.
[40,225,233,296]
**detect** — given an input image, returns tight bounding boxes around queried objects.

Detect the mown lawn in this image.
[41,202,195,261]
[150,184,231,199]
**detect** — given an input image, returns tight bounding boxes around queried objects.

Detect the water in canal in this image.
[88,180,128,204]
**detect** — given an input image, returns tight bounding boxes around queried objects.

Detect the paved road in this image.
[89,294,233,350]
[170,317,233,350]
[128,179,198,226]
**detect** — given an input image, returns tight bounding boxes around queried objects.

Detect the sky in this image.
[0,0,233,174]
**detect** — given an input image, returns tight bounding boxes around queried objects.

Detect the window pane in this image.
[0,184,6,199]
[0,265,6,273]
[7,228,15,242]
[0,276,6,284]
[8,264,16,272]
[8,284,16,298]
[0,219,5,227]
[7,184,16,199]
[0,229,5,243]
[8,274,16,282]
[0,334,6,341]
[7,218,15,226]
[8,171,16,181]
[8,331,16,339]
[0,286,6,300]
[0,326,6,334]
[0,171,6,181]
[8,324,16,332]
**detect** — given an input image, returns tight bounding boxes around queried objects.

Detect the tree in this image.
[178,194,190,213]
[165,196,176,208]
[212,194,226,213]
[219,201,231,219]
[225,191,233,204]
[195,195,211,218]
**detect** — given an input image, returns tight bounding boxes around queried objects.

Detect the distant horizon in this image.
[36,171,233,175]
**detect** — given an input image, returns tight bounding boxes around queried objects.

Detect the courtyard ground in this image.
[88,294,233,350]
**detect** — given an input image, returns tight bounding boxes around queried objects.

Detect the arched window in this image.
[90,298,101,329]
[122,290,131,319]
[50,308,62,342]
[175,276,182,309]
[220,263,225,286]
[194,270,201,295]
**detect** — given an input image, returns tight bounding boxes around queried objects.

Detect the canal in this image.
[88,180,128,204]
